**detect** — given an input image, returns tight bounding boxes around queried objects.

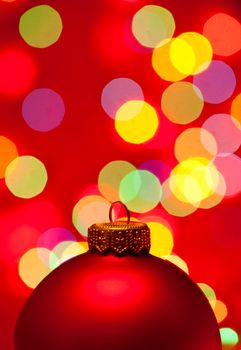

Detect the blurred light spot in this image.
[141,215,172,232]
[117,217,140,224]
[220,328,239,346]
[170,158,220,205]
[50,241,88,268]
[231,93,241,129]
[203,114,241,156]
[175,128,217,162]
[203,13,241,56]
[0,136,18,179]
[98,160,136,202]
[5,156,48,199]
[22,88,65,132]
[115,100,159,144]
[162,254,189,274]
[139,159,172,183]
[19,248,55,289]
[193,60,236,104]
[132,5,175,48]
[19,5,63,48]
[214,154,241,197]
[169,38,195,75]
[170,32,212,75]
[197,282,216,303]
[160,178,197,217]
[59,241,88,263]
[148,222,173,258]
[161,82,204,124]
[199,171,226,209]
[101,78,144,119]
[210,300,228,323]
[72,195,111,237]
[0,48,36,96]
[152,39,188,81]
[38,227,76,249]
[119,170,162,213]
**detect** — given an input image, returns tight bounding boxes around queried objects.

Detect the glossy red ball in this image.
[15,252,222,350]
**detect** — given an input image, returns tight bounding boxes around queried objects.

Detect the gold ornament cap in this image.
[87,201,150,255]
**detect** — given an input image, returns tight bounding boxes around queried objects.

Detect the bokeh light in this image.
[119,170,162,213]
[5,156,48,199]
[210,300,228,323]
[231,93,241,129]
[203,114,241,156]
[50,241,88,268]
[38,227,77,250]
[220,328,239,347]
[174,128,217,162]
[197,282,216,303]
[0,136,18,179]
[214,154,241,197]
[98,160,136,202]
[169,38,196,76]
[115,100,159,144]
[203,13,241,56]
[170,157,220,205]
[22,88,65,132]
[0,48,36,96]
[60,241,88,262]
[148,221,174,258]
[160,178,197,217]
[162,254,189,274]
[152,39,188,81]
[101,78,144,119]
[19,248,56,289]
[132,5,175,48]
[139,159,172,183]
[72,195,111,237]
[198,171,226,209]
[19,5,63,48]
[193,60,236,104]
[161,82,204,124]
[170,32,212,75]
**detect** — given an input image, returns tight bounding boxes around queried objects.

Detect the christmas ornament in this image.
[15,202,221,350]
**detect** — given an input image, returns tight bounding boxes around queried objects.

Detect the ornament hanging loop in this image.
[109,201,130,224]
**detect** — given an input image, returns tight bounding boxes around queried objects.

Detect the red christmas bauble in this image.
[15,208,221,350]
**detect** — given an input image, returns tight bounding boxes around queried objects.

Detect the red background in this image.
[0,0,240,349]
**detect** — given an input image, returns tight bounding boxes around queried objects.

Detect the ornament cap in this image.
[87,202,150,255]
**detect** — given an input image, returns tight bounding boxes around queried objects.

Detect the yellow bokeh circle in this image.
[152,39,188,82]
[148,222,174,258]
[160,178,197,217]
[5,155,48,199]
[170,32,213,75]
[163,254,189,274]
[170,37,196,75]
[115,100,159,144]
[170,157,220,205]
[19,248,53,289]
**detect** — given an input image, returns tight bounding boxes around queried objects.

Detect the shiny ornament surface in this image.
[15,250,221,350]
